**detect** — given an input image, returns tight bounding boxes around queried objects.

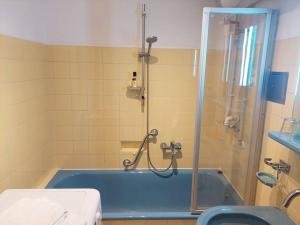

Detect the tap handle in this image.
[160,142,169,150]
[264,158,273,166]
[174,143,182,151]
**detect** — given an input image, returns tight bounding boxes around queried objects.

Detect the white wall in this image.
[0,0,47,43]
[254,0,300,39]
[0,0,217,48]
[43,0,140,47]
[144,0,217,48]
[3,0,297,47]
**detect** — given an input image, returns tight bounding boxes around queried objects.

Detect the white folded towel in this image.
[0,198,67,225]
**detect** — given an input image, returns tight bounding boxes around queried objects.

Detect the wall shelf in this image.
[268,131,300,155]
[127,86,142,91]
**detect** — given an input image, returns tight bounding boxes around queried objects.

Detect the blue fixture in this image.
[256,171,277,188]
[196,206,296,225]
[269,131,300,155]
[47,169,242,220]
[256,158,291,188]
[267,71,289,104]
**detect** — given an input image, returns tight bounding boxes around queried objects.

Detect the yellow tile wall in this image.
[0,35,251,202]
[142,48,198,168]
[5,35,299,223]
[255,37,300,224]
[48,45,198,169]
[0,35,202,190]
[0,35,53,191]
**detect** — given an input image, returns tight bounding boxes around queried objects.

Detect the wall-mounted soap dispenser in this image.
[127,71,142,92]
[131,72,137,87]
[256,158,291,188]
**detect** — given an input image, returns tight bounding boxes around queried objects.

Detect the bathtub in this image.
[46,169,242,220]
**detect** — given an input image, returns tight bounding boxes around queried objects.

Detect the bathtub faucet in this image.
[123,129,158,168]
[160,141,182,154]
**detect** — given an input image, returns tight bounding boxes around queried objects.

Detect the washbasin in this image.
[207,213,270,225]
[197,206,296,225]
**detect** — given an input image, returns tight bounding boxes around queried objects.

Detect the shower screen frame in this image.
[191,7,278,213]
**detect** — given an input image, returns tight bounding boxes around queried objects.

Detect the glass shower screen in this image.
[191,8,277,213]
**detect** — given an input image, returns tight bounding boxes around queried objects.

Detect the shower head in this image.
[149,129,158,137]
[146,36,158,56]
[146,36,158,44]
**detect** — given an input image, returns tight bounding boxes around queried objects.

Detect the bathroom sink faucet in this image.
[282,189,300,208]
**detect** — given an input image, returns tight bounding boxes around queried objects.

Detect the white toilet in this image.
[0,189,101,225]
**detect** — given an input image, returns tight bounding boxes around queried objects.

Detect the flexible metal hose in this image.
[123,131,175,173]
[145,56,174,173]
[147,146,175,173]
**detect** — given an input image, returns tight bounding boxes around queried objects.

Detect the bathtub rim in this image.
[45,168,243,220]
[46,168,228,189]
[44,167,227,189]
[39,167,226,188]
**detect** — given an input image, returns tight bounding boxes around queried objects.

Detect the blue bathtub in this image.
[46,169,242,220]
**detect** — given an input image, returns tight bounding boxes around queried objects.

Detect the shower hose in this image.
[122,131,175,173]
[147,139,175,173]
[123,46,175,173]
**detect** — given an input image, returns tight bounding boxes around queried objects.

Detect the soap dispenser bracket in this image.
[256,158,290,188]
[264,158,291,174]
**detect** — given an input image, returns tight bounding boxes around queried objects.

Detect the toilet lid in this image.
[0,189,101,225]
